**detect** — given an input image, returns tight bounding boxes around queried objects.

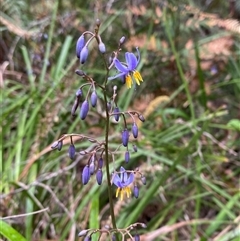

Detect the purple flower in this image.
[108,48,143,89]
[112,167,134,200]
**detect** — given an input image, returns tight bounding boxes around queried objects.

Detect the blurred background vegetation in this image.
[1,0,240,240]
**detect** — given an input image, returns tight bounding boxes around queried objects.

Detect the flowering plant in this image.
[51,19,146,240]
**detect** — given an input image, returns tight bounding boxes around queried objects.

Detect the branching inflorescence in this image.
[51,19,146,241]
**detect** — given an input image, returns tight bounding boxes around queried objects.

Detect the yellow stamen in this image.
[116,187,132,201]
[116,187,120,198]
[133,71,143,85]
[126,75,133,89]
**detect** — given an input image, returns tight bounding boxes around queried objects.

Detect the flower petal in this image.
[113,173,121,187]
[108,72,125,81]
[136,47,141,65]
[125,52,137,70]
[126,173,134,186]
[114,59,128,73]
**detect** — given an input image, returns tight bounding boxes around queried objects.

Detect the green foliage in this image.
[0,220,27,241]
[1,0,239,240]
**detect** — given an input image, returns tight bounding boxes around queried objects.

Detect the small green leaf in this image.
[0,220,27,241]
[227,119,240,131]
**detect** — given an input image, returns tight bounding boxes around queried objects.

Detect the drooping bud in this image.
[133,144,138,152]
[76,35,85,58]
[122,129,129,147]
[98,157,104,168]
[68,144,76,160]
[111,234,116,241]
[80,46,89,64]
[133,185,139,198]
[51,141,58,149]
[113,107,120,121]
[119,36,125,44]
[96,169,103,185]
[75,69,85,76]
[76,89,82,97]
[82,165,90,185]
[90,91,98,107]
[138,114,145,122]
[107,101,111,111]
[141,176,146,185]
[141,223,147,228]
[132,123,138,138]
[98,42,106,53]
[125,151,130,163]
[89,158,95,175]
[134,234,140,241]
[84,235,92,241]
[71,98,80,116]
[80,100,89,120]
[78,229,88,237]
[57,140,63,151]
[96,18,101,26]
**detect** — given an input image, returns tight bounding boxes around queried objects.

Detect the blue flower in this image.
[108,48,143,89]
[112,166,134,200]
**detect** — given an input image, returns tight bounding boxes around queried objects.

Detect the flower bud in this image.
[125,151,130,163]
[76,35,85,58]
[71,98,80,116]
[111,234,116,241]
[78,229,88,237]
[134,234,140,241]
[96,169,103,185]
[75,69,85,76]
[82,165,90,185]
[122,129,129,147]
[132,123,138,138]
[107,101,111,111]
[113,107,120,121]
[98,42,106,53]
[119,36,125,44]
[96,18,101,26]
[141,223,147,228]
[90,91,98,107]
[51,141,58,149]
[138,114,145,122]
[133,185,139,198]
[89,159,95,175]
[57,140,63,151]
[80,46,89,64]
[80,100,89,120]
[141,176,146,185]
[133,144,138,152]
[68,144,76,160]
[98,157,104,168]
[84,235,92,241]
[76,89,82,97]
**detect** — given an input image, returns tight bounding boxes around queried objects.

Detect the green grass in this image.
[1,0,240,240]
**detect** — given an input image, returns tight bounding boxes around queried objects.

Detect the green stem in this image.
[102,56,117,231]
